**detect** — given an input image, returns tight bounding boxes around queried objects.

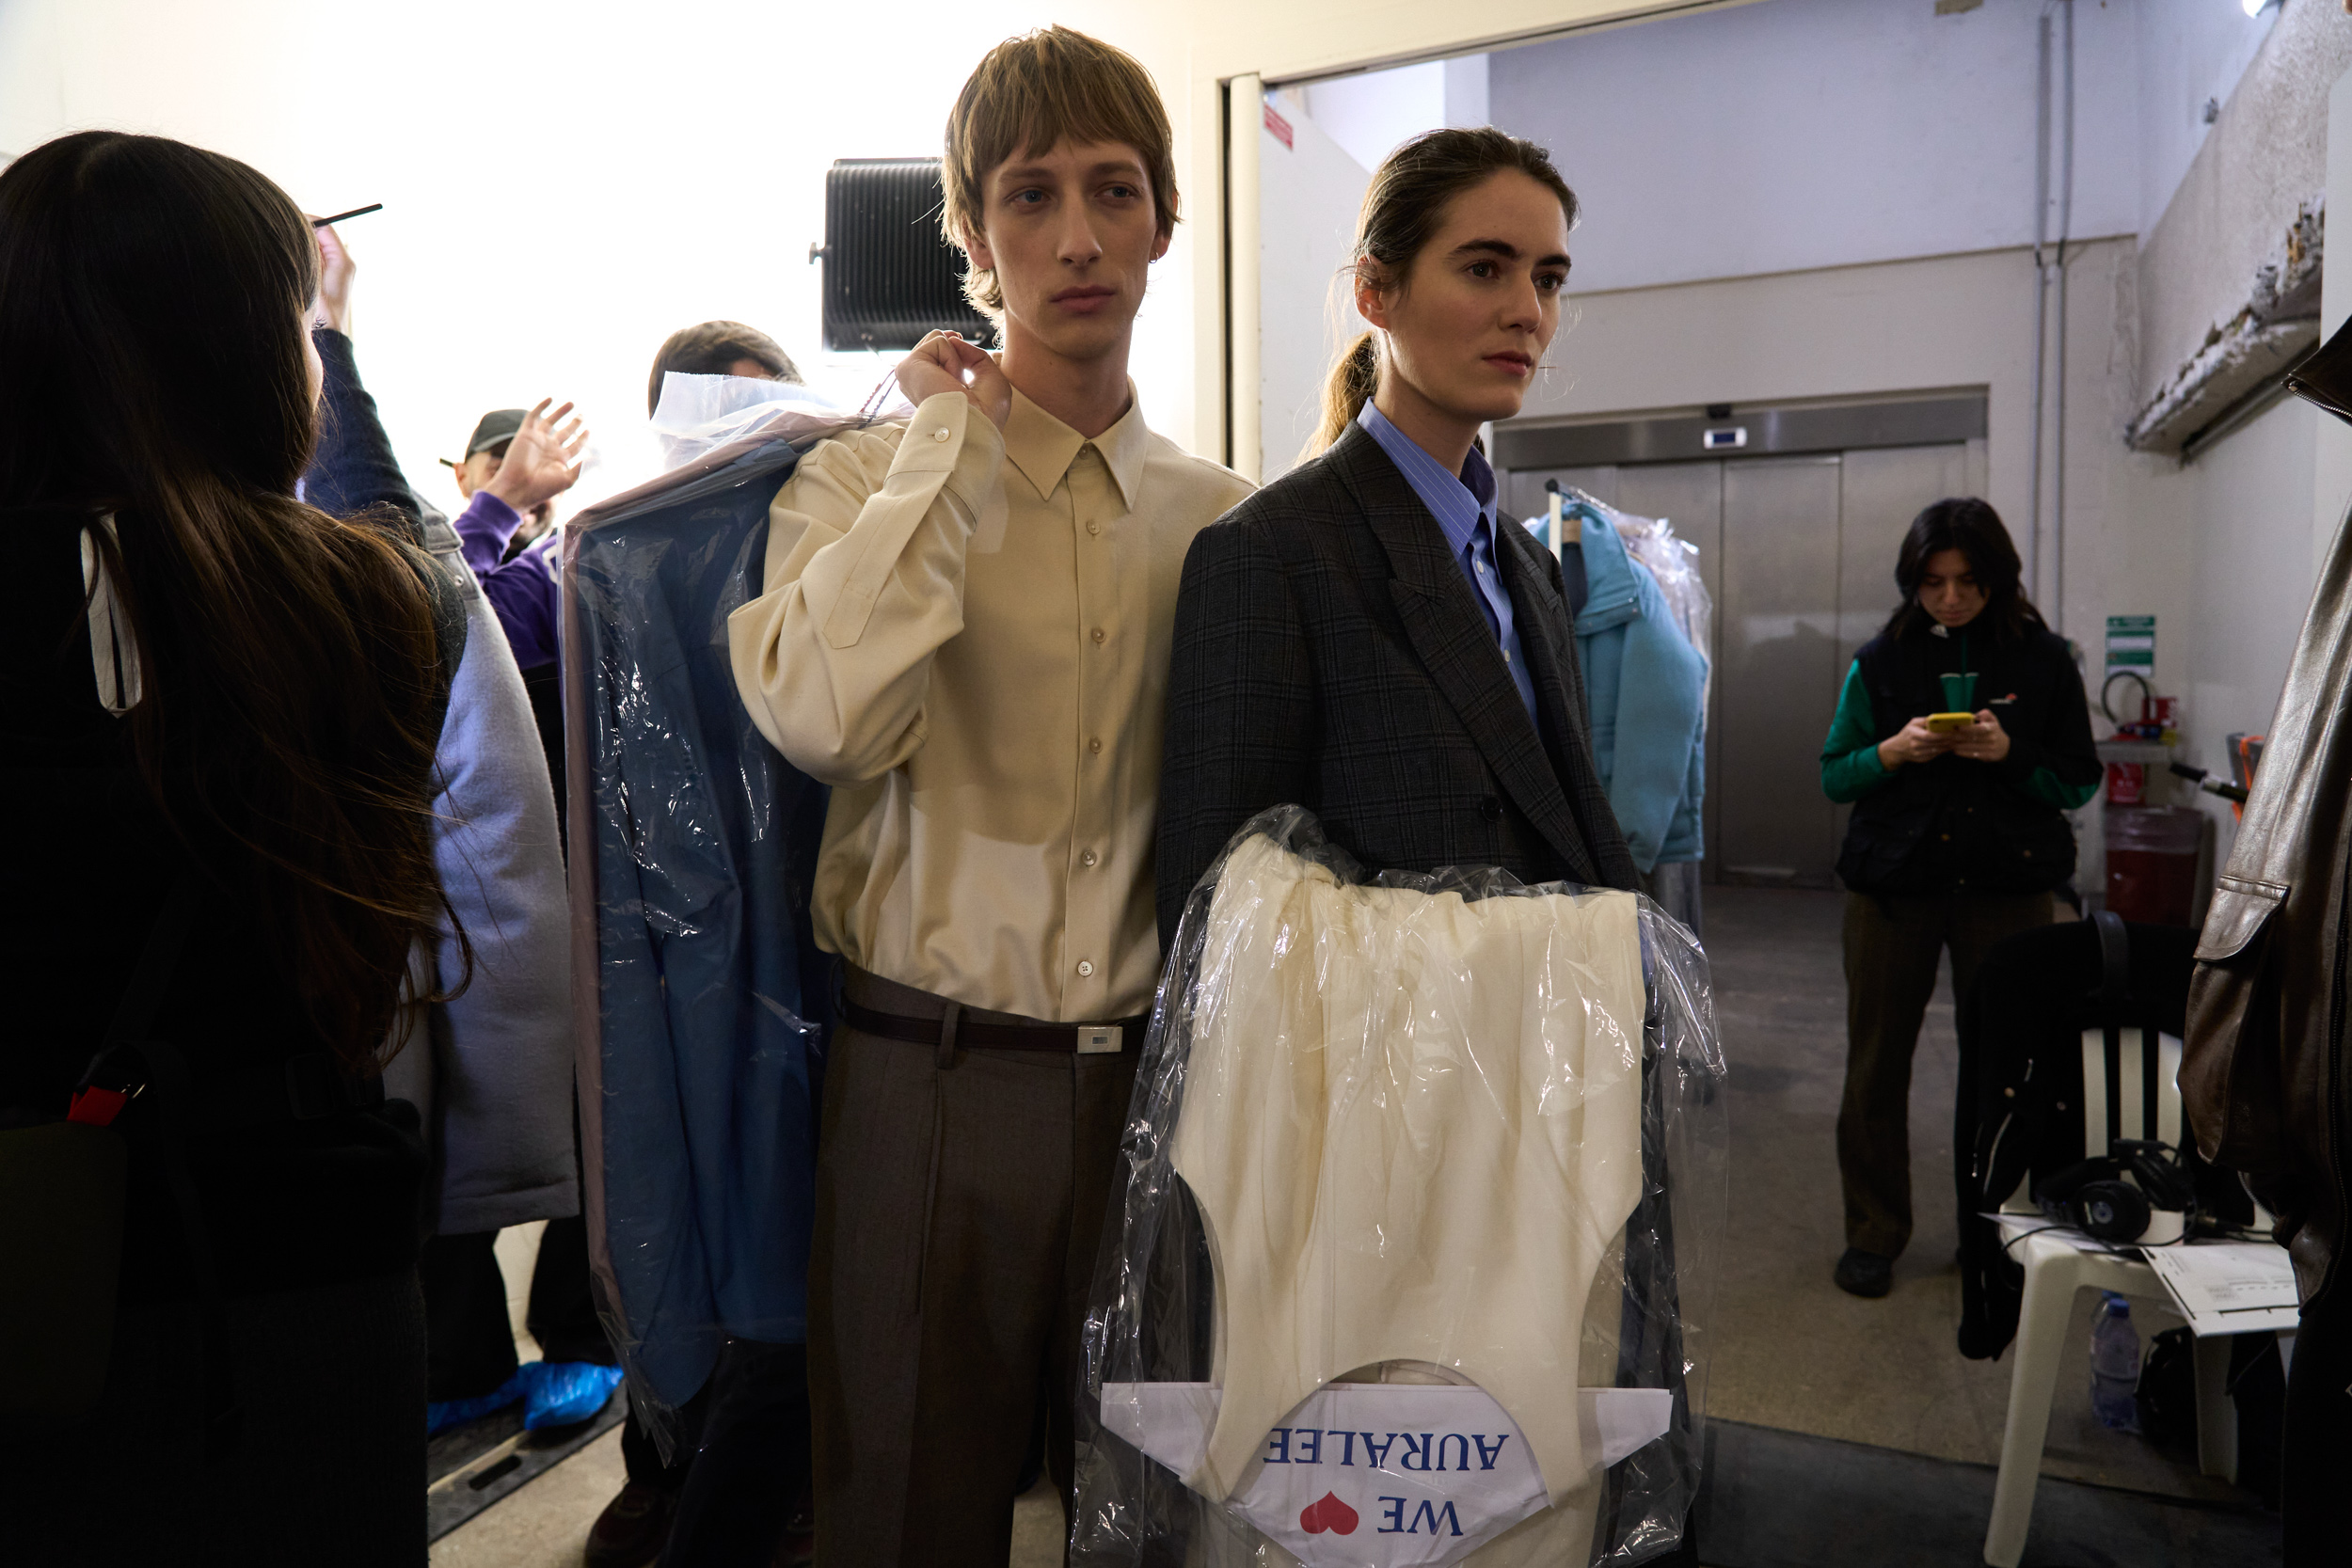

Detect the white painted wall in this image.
[1294,52,1492,179]
[2136,0,2281,237]
[1296,63,1448,175]
[1487,0,2140,295]
[2174,393,2318,866]
[1258,91,1372,481]
[1443,55,1492,132]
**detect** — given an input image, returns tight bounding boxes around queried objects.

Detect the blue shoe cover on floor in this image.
[426,1368,529,1436]
[520,1360,626,1429]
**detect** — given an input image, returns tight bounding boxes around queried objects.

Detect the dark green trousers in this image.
[1838,890,2052,1258]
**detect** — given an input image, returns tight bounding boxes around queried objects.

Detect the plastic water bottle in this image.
[2089,1292,2142,1432]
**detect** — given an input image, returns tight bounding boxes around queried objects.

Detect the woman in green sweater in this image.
[1820,498,2099,1298]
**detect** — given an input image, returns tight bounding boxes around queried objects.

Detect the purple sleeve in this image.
[452,492,560,670]
[477,533,563,673]
[453,490,523,578]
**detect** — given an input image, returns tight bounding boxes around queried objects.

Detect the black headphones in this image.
[2036,1140,2197,1243]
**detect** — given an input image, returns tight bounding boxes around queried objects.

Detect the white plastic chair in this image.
[1980,1024,2243,1566]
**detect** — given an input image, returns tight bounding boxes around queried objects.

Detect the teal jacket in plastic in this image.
[1564,500,1708,873]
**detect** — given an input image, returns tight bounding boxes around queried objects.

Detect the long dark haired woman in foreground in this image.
[1817,498,2098,1299]
[0,132,462,1560]
[1156,127,1637,941]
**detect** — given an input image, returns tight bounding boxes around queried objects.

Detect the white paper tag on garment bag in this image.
[1100,1381,1674,1566]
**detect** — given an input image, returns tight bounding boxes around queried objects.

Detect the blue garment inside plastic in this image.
[1562,499,1708,874]
[567,435,834,1419]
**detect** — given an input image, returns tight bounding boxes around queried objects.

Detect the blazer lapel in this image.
[1498,529,1622,878]
[1329,425,1599,883]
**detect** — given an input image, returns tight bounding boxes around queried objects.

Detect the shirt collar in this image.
[1356,402,1498,559]
[1000,380,1151,512]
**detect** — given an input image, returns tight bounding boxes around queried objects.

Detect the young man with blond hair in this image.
[728,25,1249,1563]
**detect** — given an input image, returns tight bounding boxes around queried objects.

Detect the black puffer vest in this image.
[1835,621,2095,897]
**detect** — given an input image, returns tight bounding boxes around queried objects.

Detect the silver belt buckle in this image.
[1076,1024,1121,1055]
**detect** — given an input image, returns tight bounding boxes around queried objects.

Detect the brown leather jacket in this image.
[2184,479,2352,1307]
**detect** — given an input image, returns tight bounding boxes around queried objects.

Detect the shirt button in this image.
[1475,561,1486,575]
[1081,849,1099,867]
[930,427,950,442]
[1076,959,1094,977]
[1091,627,1106,644]
[1087,520,1101,536]
[1089,737,1103,754]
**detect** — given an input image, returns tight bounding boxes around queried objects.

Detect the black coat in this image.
[1836,621,2099,897]
[1157,421,1638,944]
[2,503,460,1303]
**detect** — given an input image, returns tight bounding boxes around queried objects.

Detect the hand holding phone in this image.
[1879,714,1961,769]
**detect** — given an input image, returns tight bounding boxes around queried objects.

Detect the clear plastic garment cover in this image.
[561,398,871,1456]
[1562,486,1713,710]
[1074,807,1728,1566]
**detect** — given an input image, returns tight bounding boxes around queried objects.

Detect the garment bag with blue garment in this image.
[560,413,854,1451]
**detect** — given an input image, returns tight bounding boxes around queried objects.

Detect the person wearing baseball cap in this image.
[438,399,587,675]
[443,406,562,551]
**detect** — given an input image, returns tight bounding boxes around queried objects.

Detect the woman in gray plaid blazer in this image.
[1158,128,1638,944]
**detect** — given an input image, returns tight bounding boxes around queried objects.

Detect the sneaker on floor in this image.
[1834,1247,1894,1298]
[425,1368,529,1437]
[520,1359,627,1430]
[585,1481,677,1568]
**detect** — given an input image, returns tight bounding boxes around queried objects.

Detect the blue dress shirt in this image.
[1357,402,1538,721]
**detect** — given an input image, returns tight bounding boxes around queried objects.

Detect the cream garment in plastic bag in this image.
[1078,806,1724,1567]
[1170,833,1645,1508]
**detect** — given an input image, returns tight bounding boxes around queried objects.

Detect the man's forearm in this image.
[729,394,1002,784]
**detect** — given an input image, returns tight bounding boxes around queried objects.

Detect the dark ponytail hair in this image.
[1304,127,1578,461]
[0,131,457,1071]
[1882,497,2047,643]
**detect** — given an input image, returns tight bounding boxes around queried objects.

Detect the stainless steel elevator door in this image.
[1718,456,1844,884]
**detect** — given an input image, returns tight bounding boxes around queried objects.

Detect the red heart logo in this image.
[1298,1491,1359,1535]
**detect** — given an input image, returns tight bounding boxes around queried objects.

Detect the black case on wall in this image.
[818,158,993,352]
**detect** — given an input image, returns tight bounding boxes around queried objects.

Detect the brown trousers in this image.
[1838,890,2052,1258]
[808,966,1138,1567]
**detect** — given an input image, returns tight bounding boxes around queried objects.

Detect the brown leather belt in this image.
[838,997,1149,1055]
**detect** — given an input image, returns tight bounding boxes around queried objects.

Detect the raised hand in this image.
[895,330,1012,430]
[484,399,590,515]
[312,222,356,334]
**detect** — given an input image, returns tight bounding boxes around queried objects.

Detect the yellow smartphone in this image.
[1925,712,1976,734]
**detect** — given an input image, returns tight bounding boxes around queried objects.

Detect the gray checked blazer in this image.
[1157,419,1639,945]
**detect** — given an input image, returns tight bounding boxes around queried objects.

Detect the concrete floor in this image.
[434,882,2236,1564]
[1699,882,2230,1499]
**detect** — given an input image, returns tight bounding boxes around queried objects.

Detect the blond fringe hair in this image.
[940,26,1179,318]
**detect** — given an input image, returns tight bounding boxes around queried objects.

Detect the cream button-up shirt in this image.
[727,384,1252,1022]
